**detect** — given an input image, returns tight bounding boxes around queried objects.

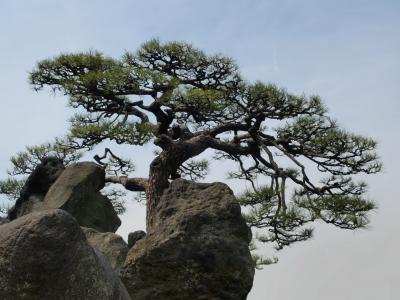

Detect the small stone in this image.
[0,216,8,225]
[128,230,146,249]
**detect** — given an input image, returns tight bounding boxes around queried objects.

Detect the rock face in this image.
[42,162,121,232]
[82,227,129,271]
[121,179,255,300]
[128,230,146,249]
[0,209,130,300]
[8,157,64,220]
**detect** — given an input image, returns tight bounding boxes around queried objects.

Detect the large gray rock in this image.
[82,227,129,271]
[0,209,130,300]
[120,179,255,300]
[8,157,64,220]
[42,162,121,232]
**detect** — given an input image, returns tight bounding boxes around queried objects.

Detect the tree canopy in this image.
[0,39,381,254]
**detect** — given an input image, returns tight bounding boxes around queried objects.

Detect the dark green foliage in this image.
[1,39,381,255]
[0,178,25,213]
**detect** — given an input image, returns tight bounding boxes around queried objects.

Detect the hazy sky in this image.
[0,1,399,299]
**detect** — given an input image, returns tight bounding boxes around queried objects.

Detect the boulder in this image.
[82,227,129,271]
[128,230,146,249]
[0,209,130,300]
[8,157,64,220]
[42,162,121,232]
[120,179,255,300]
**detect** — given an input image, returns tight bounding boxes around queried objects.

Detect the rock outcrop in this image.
[128,230,146,249]
[120,179,254,300]
[1,160,256,299]
[42,162,121,232]
[0,209,130,300]
[82,227,129,271]
[8,157,64,220]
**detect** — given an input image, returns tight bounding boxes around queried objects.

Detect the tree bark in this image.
[146,156,171,231]
[105,176,148,191]
[145,138,210,231]
[145,134,255,231]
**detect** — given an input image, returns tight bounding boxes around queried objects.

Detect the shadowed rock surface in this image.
[8,157,64,220]
[0,209,130,300]
[42,162,121,232]
[120,179,254,300]
[128,230,146,249]
[82,227,129,271]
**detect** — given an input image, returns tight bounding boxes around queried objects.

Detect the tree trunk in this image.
[145,138,209,231]
[146,156,170,231]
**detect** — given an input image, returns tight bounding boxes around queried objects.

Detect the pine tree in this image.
[0,39,381,252]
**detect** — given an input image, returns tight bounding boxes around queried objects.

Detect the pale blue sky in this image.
[0,1,399,299]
